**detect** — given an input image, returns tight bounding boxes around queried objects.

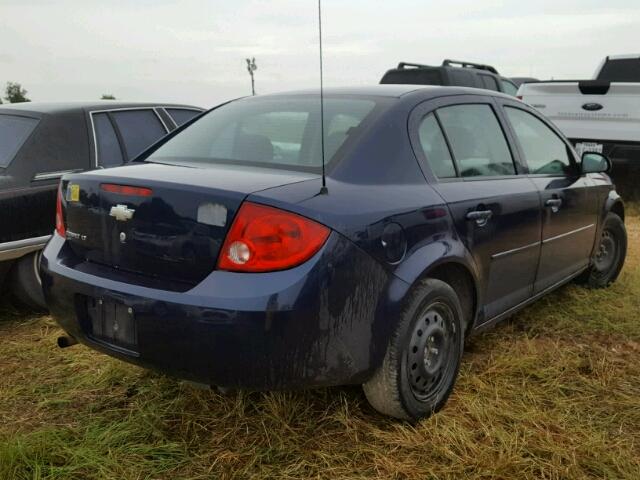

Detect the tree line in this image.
[0,82,116,103]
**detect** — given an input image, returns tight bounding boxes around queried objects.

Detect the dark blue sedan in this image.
[41,86,627,420]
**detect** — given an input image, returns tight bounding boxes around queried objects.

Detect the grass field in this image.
[1,213,638,480]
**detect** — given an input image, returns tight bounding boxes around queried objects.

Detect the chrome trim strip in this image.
[491,241,541,259]
[0,235,51,262]
[542,224,595,244]
[33,169,80,181]
[153,107,170,132]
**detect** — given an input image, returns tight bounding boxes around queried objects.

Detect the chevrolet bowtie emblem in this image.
[109,204,135,222]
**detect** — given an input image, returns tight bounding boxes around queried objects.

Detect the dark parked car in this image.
[0,101,203,308]
[381,59,520,96]
[41,86,626,420]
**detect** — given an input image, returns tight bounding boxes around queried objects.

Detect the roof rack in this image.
[442,59,499,74]
[396,62,433,70]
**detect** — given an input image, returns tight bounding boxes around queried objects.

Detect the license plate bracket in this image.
[86,297,137,348]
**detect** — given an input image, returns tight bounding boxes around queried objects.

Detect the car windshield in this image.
[146,95,379,172]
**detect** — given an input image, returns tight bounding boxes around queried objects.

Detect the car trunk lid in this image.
[62,162,317,287]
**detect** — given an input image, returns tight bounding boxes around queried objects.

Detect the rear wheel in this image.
[10,251,47,311]
[577,213,626,288]
[363,278,464,421]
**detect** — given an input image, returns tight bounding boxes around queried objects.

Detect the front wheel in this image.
[577,213,627,289]
[363,278,464,421]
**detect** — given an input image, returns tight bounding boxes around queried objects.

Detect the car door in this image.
[1,109,90,245]
[410,95,542,322]
[0,112,41,245]
[500,101,599,292]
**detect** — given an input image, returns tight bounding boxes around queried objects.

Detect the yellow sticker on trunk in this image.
[67,184,80,202]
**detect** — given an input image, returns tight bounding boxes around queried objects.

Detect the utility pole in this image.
[246,57,257,95]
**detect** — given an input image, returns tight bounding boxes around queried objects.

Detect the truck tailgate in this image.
[518,82,640,143]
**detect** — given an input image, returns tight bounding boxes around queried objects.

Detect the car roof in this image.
[258,85,512,101]
[0,101,202,116]
[261,85,429,98]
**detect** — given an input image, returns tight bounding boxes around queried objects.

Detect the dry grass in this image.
[1,213,639,480]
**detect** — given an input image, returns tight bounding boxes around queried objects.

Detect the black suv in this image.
[0,101,203,308]
[380,59,519,96]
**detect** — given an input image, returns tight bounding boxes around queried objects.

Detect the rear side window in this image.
[418,114,456,178]
[437,104,515,177]
[597,58,640,82]
[0,114,39,167]
[479,74,499,91]
[111,110,167,159]
[166,108,201,127]
[448,69,476,87]
[93,113,124,168]
[380,69,443,86]
[505,107,572,175]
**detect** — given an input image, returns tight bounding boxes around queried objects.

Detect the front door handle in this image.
[466,209,493,227]
[545,198,563,213]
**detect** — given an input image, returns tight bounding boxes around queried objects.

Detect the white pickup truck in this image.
[517,55,640,168]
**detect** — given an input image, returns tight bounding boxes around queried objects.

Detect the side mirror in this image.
[581,152,611,174]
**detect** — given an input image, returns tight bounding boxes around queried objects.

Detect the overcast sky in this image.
[1,0,639,108]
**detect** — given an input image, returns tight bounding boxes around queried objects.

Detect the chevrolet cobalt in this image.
[41,86,627,420]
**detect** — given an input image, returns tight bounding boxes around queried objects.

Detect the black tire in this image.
[363,278,464,421]
[10,251,47,311]
[577,213,627,289]
[0,260,14,293]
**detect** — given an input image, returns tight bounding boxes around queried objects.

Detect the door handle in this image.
[466,209,493,227]
[545,198,563,213]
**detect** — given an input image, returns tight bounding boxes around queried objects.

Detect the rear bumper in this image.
[41,232,403,389]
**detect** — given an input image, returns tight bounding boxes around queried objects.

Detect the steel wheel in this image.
[576,212,627,289]
[406,302,458,401]
[593,228,618,276]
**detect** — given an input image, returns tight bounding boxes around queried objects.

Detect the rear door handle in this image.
[545,198,563,212]
[466,210,493,227]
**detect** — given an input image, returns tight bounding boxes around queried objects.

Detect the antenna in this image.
[318,0,328,194]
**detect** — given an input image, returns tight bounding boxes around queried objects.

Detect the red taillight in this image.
[100,183,153,197]
[516,95,523,101]
[55,183,65,237]
[217,202,330,272]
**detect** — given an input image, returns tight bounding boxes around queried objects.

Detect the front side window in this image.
[505,107,572,175]
[0,114,39,168]
[147,96,378,171]
[417,114,456,178]
[93,113,124,167]
[111,109,167,159]
[437,104,516,177]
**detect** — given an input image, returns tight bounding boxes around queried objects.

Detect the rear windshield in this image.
[146,96,379,172]
[597,58,640,82]
[0,114,39,168]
